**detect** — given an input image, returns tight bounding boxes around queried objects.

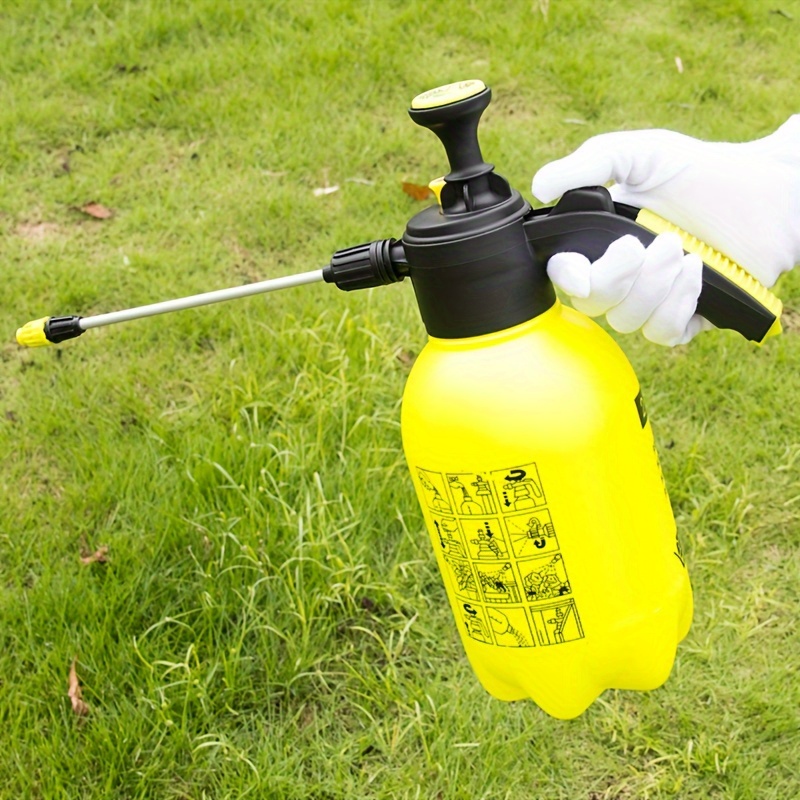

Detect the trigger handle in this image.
[523,187,782,343]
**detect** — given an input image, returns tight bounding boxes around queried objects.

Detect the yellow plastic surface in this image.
[411,80,486,110]
[637,208,783,341]
[15,317,51,347]
[401,301,692,718]
[428,177,446,208]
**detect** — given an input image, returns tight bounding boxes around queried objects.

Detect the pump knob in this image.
[409,80,494,183]
[408,80,512,212]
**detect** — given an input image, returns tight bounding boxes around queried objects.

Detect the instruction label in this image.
[415,462,585,649]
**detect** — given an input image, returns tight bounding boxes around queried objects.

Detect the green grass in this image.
[1,0,800,797]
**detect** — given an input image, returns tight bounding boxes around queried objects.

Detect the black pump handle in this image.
[408,85,494,183]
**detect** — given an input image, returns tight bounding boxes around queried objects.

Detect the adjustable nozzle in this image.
[16,317,50,347]
[16,315,85,347]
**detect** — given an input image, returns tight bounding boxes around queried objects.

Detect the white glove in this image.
[532,117,800,345]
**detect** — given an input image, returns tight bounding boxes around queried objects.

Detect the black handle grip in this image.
[523,187,781,343]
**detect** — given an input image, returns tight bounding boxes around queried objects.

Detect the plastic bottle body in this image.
[401,300,692,719]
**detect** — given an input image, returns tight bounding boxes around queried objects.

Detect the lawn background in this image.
[1,1,800,798]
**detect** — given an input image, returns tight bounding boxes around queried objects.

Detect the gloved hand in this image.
[532,117,800,345]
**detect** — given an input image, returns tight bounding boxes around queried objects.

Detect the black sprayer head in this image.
[402,80,555,338]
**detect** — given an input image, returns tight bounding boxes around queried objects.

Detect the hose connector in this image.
[323,238,408,291]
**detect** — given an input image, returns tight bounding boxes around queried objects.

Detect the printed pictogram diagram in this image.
[490,464,546,511]
[463,518,509,560]
[431,515,466,558]
[416,459,588,647]
[528,600,584,646]
[461,602,493,644]
[521,554,571,601]
[470,474,497,514]
[503,510,559,558]
[443,556,480,601]
[475,562,521,604]
[417,469,452,513]
[488,607,534,647]
[446,472,499,515]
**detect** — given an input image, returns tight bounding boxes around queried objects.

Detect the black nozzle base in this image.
[46,315,85,343]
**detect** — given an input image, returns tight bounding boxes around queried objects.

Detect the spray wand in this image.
[15,239,408,347]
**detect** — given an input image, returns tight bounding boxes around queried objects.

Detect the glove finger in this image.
[570,235,645,317]
[640,253,704,345]
[606,232,684,333]
[533,130,696,204]
[532,134,640,203]
[546,252,591,298]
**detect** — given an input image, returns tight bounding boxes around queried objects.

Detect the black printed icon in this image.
[528,600,584,646]
[462,603,493,644]
[488,608,534,648]
[475,562,522,604]
[444,556,480,601]
[417,469,452,513]
[447,475,484,515]
[470,474,497,515]
[521,554,571,602]
[432,516,466,558]
[465,518,509,560]
[491,464,547,512]
[503,510,559,558]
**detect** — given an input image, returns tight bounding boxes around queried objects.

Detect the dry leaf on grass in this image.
[401,181,433,201]
[68,658,90,716]
[395,349,417,368]
[79,202,113,220]
[79,545,109,565]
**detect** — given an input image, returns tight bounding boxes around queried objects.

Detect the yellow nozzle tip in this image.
[16,317,51,347]
[411,80,486,110]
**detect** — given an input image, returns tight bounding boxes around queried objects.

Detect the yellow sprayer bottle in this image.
[351,79,777,720]
[15,80,783,718]
[396,81,693,719]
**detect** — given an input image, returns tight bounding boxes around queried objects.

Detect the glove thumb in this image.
[532,133,631,203]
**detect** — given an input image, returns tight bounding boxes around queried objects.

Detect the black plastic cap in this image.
[323,239,408,291]
[45,315,85,343]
